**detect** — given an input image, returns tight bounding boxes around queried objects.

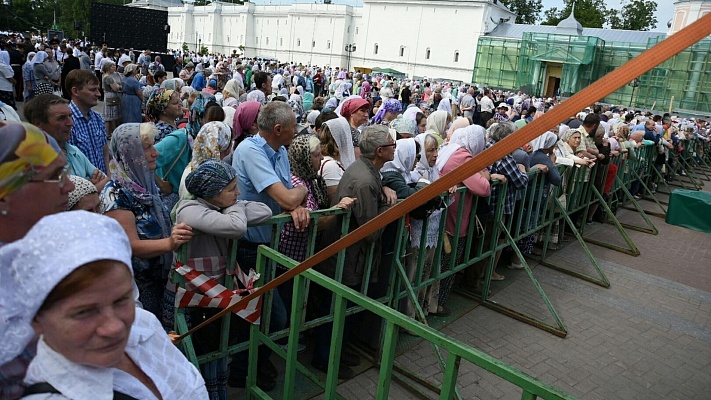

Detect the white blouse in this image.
[23,308,208,400]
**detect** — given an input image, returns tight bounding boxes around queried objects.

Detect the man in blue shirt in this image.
[24,94,110,191]
[66,69,109,174]
[230,101,309,391]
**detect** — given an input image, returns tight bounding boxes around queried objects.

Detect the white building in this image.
[131,0,515,82]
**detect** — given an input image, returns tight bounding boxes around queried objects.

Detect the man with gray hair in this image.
[229,100,309,391]
[311,124,395,378]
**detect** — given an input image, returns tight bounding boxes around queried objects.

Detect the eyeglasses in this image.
[28,165,70,189]
[379,143,397,148]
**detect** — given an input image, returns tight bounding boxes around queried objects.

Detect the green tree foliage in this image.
[541,0,609,28]
[5,0,124,38]
[500,0,544,24]
[607,0,658,31]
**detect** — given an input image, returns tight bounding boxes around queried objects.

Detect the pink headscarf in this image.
[340,98,369,121]
[233,101,261,140]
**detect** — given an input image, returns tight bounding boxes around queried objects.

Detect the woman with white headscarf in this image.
[435,125,491,313]
[317,117,355,203]
[22,51,36,101]
[403,132,446,317]
[0,211,208,400]
[32,50,59,95]
[425,110,451,146]
[437,97,452,119]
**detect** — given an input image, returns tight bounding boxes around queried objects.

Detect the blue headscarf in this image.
[185,159,236,199]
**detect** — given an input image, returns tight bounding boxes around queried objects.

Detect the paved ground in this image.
[315,190,711,399]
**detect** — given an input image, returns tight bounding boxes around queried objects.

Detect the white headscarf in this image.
[414,133,439,182]
[0,211,133,364]
[437,98,452,116]
[436,124,486,171]
[31,51,48,65]
[529,131,558,152]
[381,138,418,184]
[325,117,356,168]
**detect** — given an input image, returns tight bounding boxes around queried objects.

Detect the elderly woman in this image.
[435,125,492,312]
[406,132,445,316]
[22,51,36,101]
[147,88,183,143]
[231,101,261,150]
[372,98,403,125]
[170,159,272,398]
[425,109,452,146]
[277,135,355,334]
[121,64,144,123]
[178,121,232,198]
[67,175,101,212]
[485,122,530,281]
[102,60,123,135]
[554,126,596,168]
[0,211,208,399]
[101,123,194,319]
[340,97,370,158]
[317,117,356,203]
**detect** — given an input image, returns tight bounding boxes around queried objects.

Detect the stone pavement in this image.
[324,202,711,400]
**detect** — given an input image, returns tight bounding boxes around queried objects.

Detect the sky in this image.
[540,0,675,32]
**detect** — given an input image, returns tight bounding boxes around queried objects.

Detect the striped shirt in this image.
[69,101,108,173]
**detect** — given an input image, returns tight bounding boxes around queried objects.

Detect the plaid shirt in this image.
[69,101,108,173]
[487,139,528,216]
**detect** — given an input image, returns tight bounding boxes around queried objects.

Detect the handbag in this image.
[106,95,121,106]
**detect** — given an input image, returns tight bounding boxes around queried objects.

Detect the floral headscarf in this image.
[161,78,183,91]
[185,159,236,199]
[146,88,175,121]
[288,135,329,209]
[109,123,172,239]
[190,121,232,169]
[391,115,417,136]
[371,98,403,125]
[0,122,60,200]
[246,90,266,104]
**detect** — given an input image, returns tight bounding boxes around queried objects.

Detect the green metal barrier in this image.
[605,152,659,235]
[253,245,576,400]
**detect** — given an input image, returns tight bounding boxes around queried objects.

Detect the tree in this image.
[541,0,609,28]
[607,0,658,31]
[500,0,543,25]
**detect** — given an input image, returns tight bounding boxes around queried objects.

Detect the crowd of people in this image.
[2,32,711,399]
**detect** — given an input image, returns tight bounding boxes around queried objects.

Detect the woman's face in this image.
[311,148,324,172]
[32,261,135,369]
[351,107,369,127]
[164,92,183,120]
[71,193,102,213]
[208,178,239,208]
[142,140,159,171]
[425,141,438,167]
[417,118,427,133]
[568,132,582,149]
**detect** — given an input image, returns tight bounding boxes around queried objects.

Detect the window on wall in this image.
[312,40,315,48]
[256,37,259,44]
[297,39,301,46]
[280,38,283,46]
[426,48,431,60]
[266,37,269,45]
[374,43,378,54]
[327,40,331,49]
[454,51,459,62]
[400,46,404,57]
[356,27,359,35]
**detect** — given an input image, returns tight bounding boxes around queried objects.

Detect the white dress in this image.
[23,308,208,399]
